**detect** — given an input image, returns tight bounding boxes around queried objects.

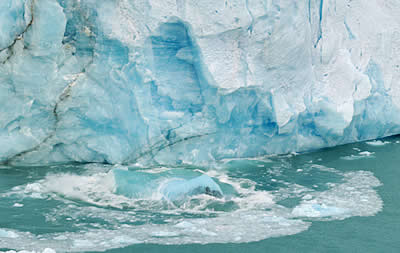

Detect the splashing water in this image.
[2,136,399,252]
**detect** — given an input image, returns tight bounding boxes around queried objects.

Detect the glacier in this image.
[1,0,400,166]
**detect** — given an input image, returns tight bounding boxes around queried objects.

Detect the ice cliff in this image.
[1,0,400,166]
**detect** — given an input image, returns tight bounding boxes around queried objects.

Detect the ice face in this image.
[1,0,400,165]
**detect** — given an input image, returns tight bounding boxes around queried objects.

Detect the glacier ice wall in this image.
[1,0,400,166]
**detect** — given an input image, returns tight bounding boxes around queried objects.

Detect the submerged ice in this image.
[1,0,400,165]
[113,168,225,201]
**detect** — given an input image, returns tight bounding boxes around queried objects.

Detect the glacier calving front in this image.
[1,0,400,165]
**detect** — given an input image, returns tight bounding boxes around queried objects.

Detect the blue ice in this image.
[1,0,400,166]
[113,169,223,201]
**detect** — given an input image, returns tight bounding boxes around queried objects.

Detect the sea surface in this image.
[1,136,399,252]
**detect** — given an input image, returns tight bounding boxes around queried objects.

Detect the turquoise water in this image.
[1,136,399,252]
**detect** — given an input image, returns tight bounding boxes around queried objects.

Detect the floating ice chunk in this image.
[341,151,375,160]
[366,140,390,146]
[0,228,19,238]
[359,151,374,156]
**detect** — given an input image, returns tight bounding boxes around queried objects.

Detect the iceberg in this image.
[1,0,400,166]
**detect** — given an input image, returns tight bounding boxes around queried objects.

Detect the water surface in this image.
[1,137,399,252]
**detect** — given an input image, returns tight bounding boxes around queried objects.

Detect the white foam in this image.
[0,164,383,252]
[0,168,305,251]
[0,211,309,251]
[3,171,134,209]
[291,171,382,220]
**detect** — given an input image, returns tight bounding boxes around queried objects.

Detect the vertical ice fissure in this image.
[314,0,324,47]
[245,0,255,33]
